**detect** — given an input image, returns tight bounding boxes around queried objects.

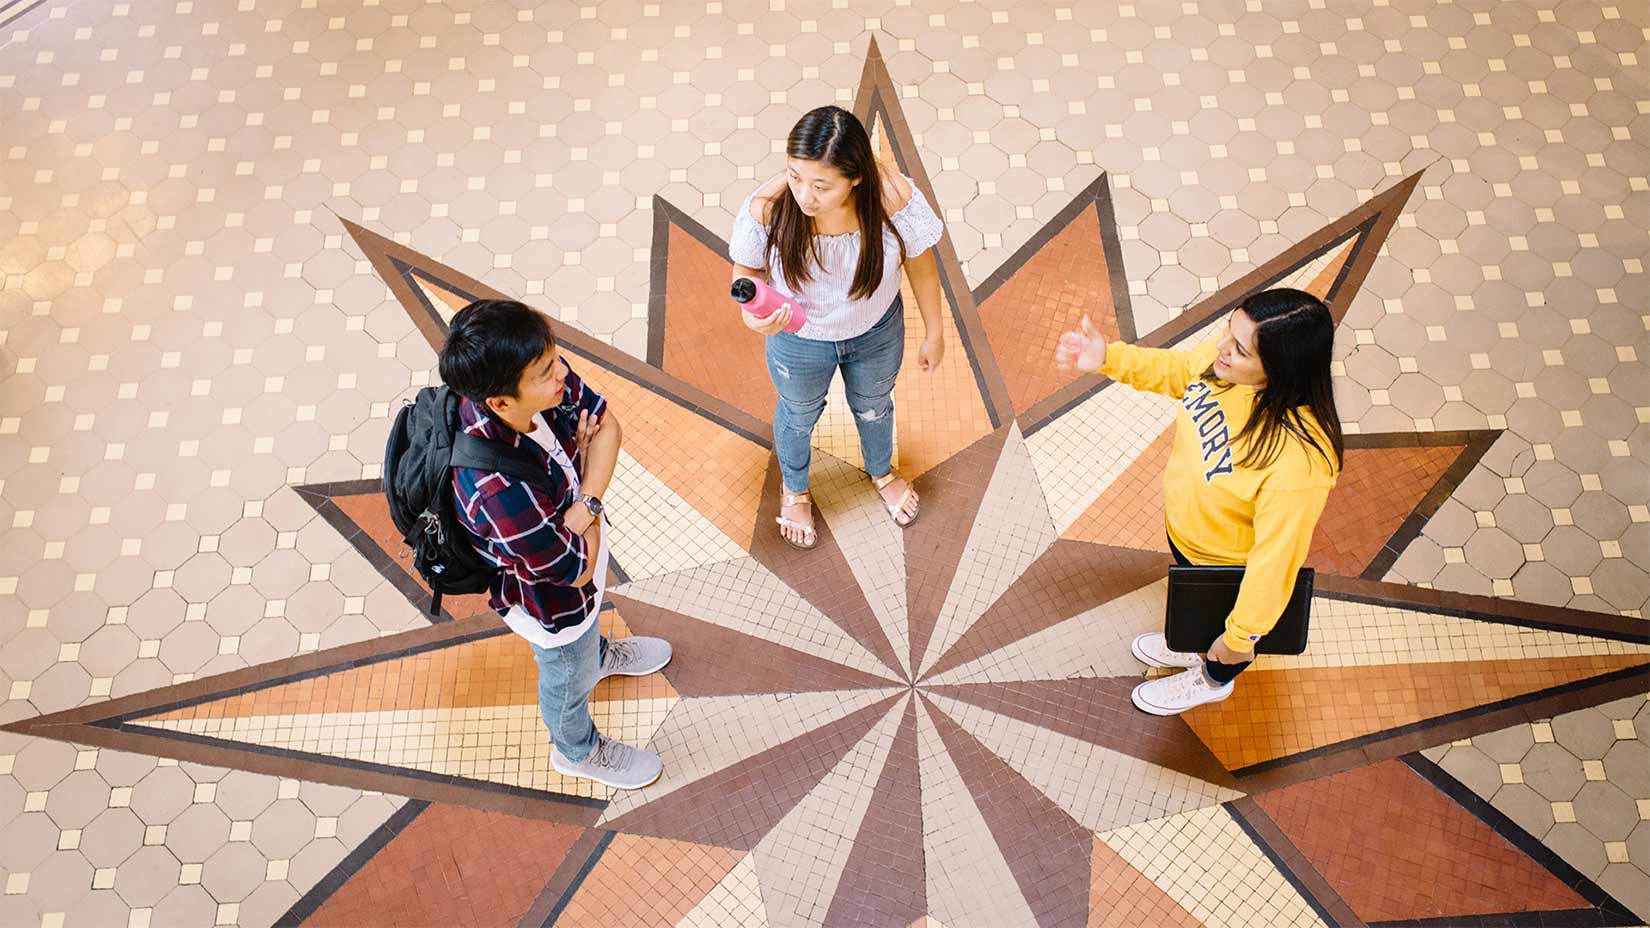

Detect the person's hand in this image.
[1055,316,1107,372]
[574,409,601,449]
[563,499,595,535]
[741,303,791,337]
[918,332,944,372]
[1207,636,1254,666]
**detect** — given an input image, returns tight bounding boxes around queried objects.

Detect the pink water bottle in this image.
[732,277,807,333]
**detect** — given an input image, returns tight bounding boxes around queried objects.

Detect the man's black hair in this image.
[437,299,556,403]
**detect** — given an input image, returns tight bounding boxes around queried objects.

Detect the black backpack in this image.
[383,385,559,616]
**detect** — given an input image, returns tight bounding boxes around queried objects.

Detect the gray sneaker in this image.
[599,636,672,681]
[552,735,663,790]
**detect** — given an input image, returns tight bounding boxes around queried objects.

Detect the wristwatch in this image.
[577,494,603,517]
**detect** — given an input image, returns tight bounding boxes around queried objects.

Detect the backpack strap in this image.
[450,432,563,499]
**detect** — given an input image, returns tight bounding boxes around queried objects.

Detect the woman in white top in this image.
[728,105,948,549]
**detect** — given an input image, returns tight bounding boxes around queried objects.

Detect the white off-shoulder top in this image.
[727,175,945,342]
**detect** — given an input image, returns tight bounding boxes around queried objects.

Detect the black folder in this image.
[1164,566,1314,656]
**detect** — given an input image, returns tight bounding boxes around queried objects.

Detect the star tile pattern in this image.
[1,3,1648,928]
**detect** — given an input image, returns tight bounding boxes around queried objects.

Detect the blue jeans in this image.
[529,618,608,761]
[765,296,905,492]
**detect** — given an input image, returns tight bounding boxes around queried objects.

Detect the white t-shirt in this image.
[727,174,945,342]
[501,416,609,650]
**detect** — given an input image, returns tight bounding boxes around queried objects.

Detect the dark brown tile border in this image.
[1368,908,1632,928]
[296,478,384,498]
[1225,797,1367,928]
[1397,754,1641,928]
[4,612,508,729]
[404,263,475,331]
[339,216,773,449]
[2,612,618,825]
[1092,169,1136,343]
[971,170,1137,343]
[1353,429,1503,581]
[1315,573,1650,644]
[853,37,1014,430]
[1020,170,1425,437]
[645,194,737,370]
[292,482,450,623]
[0,0,51,32]
[34,717,609,827]
[1235,661,1650,792]
[530,828,613,928]
[277,799,431,927]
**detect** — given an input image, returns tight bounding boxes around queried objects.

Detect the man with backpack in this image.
[387,298,670,790]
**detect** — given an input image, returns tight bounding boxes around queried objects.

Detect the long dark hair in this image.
[766,105,904,300]
[1203,288,1344,474]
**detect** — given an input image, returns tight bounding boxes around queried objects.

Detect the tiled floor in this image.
[2,0,1647,926]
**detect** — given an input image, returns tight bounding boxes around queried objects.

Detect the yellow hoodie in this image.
[1100,339,1338,652]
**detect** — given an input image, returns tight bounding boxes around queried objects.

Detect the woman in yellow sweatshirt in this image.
[1056,287,1343,715]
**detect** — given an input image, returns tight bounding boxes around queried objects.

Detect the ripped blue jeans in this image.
[765,296,904,493]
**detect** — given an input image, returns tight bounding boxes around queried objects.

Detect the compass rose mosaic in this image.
[9,39,1647,928]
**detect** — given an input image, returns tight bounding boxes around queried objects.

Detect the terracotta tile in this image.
[1256,759,1586,922]
[1062,427,1174,551]
[874,131,997,479]
[1307,442,1466,576]
[661,221,774,426]
[146,609,673,722]
[979,203,1121,417]
[555,834,743,928]
[1087,836,1202,928]
[1299,237,1357,301]
[1185,654,1649,770]
[581,363,769,551]
[306,804,584,928]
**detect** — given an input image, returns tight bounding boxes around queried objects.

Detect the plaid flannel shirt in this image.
[450,364,608,634]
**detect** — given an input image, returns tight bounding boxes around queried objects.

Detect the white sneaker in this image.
[552,735,663,790]
[1130,632,1202,670]
[1131,668,1234,716]
[599,636,672,681]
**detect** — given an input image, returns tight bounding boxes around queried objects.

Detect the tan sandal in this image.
[872,472,919,527]
[775,491,818,550]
